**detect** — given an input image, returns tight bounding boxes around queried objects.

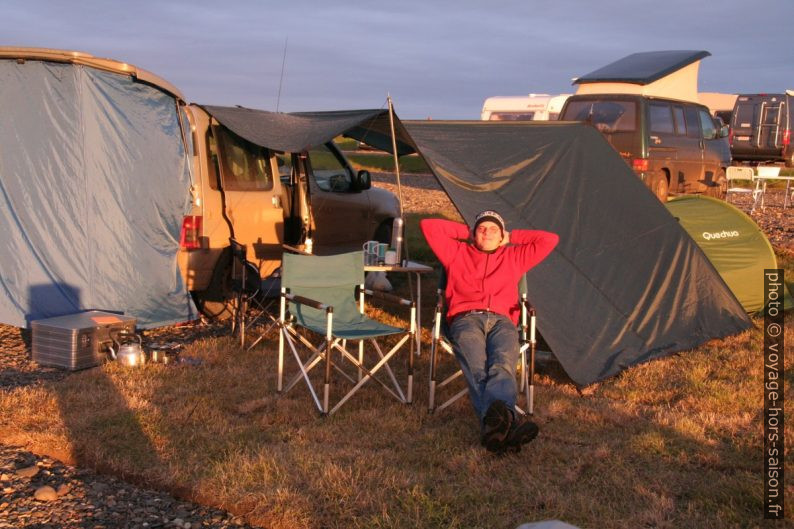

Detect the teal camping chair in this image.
[428,273,538,415]
[277,251,416,415]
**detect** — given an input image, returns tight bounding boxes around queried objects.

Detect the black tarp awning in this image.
[403,120,752,386]
[199,105,416,155]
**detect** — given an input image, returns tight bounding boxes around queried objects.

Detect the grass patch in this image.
[348,153,431,174]
[334,137,359,151]
[402,211,460,264]
[1,237,792,527]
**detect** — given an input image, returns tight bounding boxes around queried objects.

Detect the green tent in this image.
[665,195,792,314]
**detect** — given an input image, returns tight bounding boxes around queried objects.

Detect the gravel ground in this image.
[0,173,790,527]
[0,444,257,529]
[0,320,259,529]
[728,188,794,250]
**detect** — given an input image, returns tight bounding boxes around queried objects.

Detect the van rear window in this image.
[763,104,784,125]
[216,126,274,191]
[734,104,756,128]
[561,100,636,132]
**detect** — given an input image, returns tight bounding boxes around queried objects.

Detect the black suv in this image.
[560,94,731,202]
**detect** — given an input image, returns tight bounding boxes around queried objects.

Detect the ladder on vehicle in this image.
[756,101,786,148]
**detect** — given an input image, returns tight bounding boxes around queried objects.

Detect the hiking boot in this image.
[504,415,539,453]
[480,400,513,453]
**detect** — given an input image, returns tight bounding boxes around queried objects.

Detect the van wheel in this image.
[653,176,669,202]
[194,249,234,320]
[193,290,233,321]
[194,260,261,321]
[193,265,235,321]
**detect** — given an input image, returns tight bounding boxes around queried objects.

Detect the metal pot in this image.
[107,330,145,367]
[149,348,179,365]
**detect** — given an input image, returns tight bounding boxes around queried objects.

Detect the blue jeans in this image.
[448,312,520,422]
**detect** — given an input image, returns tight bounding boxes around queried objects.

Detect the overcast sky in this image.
[5,0,792,119]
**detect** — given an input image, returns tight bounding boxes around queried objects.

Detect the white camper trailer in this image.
[481,93,572,121]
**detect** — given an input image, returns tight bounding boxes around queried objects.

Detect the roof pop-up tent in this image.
[0,48,195,328]
[665,195,793,314]
[573,50,711,102]
[402,120,752,386]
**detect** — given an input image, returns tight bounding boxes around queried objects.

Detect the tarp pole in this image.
[387,95,405,220]
[387,95,415,308]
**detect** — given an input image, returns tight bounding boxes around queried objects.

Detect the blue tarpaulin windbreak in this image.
[0,58,196,328]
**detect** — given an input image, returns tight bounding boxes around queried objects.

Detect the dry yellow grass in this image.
[0,234,791,528]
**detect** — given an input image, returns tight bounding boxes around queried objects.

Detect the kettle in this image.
[107,329,145,367]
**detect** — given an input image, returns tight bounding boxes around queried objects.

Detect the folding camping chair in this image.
[428,273,538,415]
[725,166,761,210]
[228,238,278,348]
[277,250,416,415]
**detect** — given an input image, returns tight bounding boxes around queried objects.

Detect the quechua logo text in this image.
[702,230,740,241]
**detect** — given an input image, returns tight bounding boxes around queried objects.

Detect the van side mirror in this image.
[719,125,729,138]
[355,169,371,191]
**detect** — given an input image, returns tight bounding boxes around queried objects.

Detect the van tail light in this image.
[783,129,791,147]
[729,127,734,146]
[180,215,202,249]
[632,158,649,172]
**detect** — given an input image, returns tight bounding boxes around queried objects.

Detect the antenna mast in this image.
[276,36,288,112]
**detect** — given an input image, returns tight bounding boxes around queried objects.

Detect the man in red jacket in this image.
[421,211,558,453]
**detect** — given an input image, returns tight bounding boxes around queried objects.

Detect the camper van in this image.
[562,51,732,202]
[560,94,731,202]
[481,94,571,121]
[729,92,794,166]
[178,105,401,318]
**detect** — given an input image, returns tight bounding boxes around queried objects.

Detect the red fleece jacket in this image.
[420,219,559,324]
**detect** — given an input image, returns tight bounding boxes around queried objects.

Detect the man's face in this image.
[474,221,502,252]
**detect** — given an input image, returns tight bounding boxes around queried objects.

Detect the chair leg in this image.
[323,310,333,415]
[277,290,286,392]
[428,309,442,412]
[408,304,416,404]
[358,340,364,382]
[527,309,537,415]
[246,316,278,351]
[281,328,324,412]
[328,334,410,415]
[239,295,247,348]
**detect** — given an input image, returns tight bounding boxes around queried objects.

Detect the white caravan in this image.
[481,93,572,121]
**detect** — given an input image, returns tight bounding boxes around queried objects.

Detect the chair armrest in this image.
[283,292,329,311]
[356,286,414,307]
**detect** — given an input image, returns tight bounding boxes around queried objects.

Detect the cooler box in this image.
[31,311,137,370]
